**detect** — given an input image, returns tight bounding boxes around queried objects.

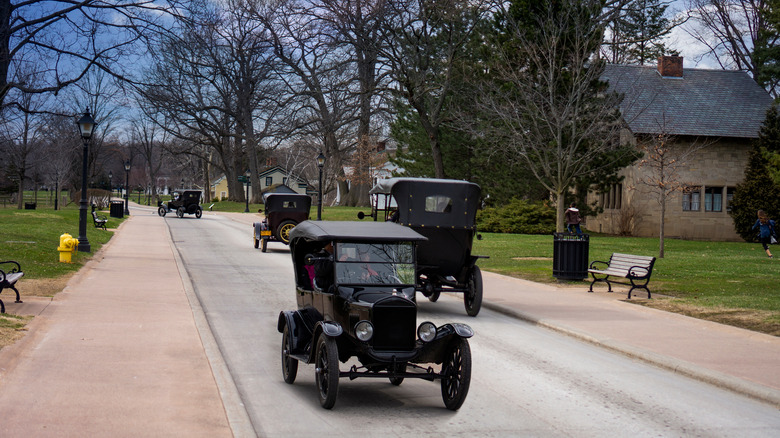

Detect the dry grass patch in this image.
[0,313,32,350]
[634,299,780,337]
[20,274,73,297]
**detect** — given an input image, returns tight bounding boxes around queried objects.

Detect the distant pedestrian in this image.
[752,210,776,258]
[565,202,582,235]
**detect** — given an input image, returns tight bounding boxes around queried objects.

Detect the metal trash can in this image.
[110,200,125,218]
[552,232,589,280]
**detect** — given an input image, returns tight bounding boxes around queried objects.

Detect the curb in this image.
[482,300,780,408]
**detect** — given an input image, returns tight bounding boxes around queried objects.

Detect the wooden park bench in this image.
[0,261,24,313]
[92,210,108,230]
[587,253,656,299]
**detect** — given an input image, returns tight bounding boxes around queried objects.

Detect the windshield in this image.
[335,242,415,286]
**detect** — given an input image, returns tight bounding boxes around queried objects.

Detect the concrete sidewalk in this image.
[0,212,232,437]
[1,209,778,438]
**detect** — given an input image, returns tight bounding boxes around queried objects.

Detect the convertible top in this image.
[369,177,478,195]
[290,220,427,243]
[263,193,312,212]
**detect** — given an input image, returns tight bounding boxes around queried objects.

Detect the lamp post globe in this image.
[317,151,325,220]
[76,109,96,252]
[124,160,131,215]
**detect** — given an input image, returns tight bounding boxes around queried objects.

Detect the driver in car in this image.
[313,242,335,292]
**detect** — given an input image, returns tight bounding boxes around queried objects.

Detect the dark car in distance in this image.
[158,190,203,218]
[253,193,312,252]
[278,220,474,410]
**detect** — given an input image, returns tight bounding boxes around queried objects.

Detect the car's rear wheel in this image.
[176,206,185,218]
[281,325,298,384]
[428,290,441,302]
[277,220,297,244]
[464,265,483,317]
[158,207,166,217]
[254,233,260,249]
[195,206,202,218]
[441,338,472,410]
[315,335,339,409]
[261,238,268,253]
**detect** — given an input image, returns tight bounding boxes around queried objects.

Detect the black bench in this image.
[0,261,24,313]
[588,253,656,299]
[92,210,108,230]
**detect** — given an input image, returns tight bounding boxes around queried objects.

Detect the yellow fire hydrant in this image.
[58,233,78,263]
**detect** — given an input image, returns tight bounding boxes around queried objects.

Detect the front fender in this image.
[314,320,343,338]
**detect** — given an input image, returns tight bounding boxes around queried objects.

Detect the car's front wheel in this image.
[441,338,472,411]
[281,325,298,384]
[176,206,185,218]
[261,238,268,253]
[315,335,339,409]
[389,362,407,386]
[195,206,202,218]
[158,207,166,217]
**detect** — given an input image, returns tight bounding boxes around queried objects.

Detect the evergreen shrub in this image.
[477,198,556,234]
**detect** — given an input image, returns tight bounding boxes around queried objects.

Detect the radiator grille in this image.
[372,297,416,351]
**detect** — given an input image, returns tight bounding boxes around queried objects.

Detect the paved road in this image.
[166,212,780,437]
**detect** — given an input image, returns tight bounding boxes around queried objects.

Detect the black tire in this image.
[315,335,339,409]
[441,338,472,410]
[261,238,268,253]
[176,206,185,218]
[277,220,297,244]
[195,206,202,218]
[158,207,166,217]
[254,233,260,249]
[281,325,298,384]
[428,290,441,302]
[464,265,483,317]
[389,362,407,386]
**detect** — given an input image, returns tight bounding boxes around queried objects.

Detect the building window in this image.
[265,176,273,186]
[682,186,701,211]
[298,183,307,189]
[704,187,723,212]
[600,183,623,210]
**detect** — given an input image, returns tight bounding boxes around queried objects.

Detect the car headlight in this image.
[417,321,437,343]
[355,321,374,342]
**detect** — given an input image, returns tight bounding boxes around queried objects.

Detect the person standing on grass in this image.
[565,202,582,235]
[752,210,776,258]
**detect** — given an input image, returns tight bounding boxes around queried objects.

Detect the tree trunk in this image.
[659,192,666,258]
[556,191,566,233]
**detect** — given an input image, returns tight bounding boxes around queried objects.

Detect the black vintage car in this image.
[253,193,312,252]
[158,190,203,218]
[359,178,486,316]
[278,220,474,410]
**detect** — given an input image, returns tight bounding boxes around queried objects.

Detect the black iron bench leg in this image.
[588,274,613,293]
[627,278,651,299]
[10,284,22,303]
[0,297,4,314]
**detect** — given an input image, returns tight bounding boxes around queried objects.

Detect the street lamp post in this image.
[76,109,96,252]
[317,151,325,220]
[108,171,112,204]
[124,160,131,215]
[244,169,250,213]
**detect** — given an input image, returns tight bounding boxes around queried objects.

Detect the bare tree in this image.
[633,122,707,257]
[1,0,181,107]
[378,0,489,179]
[684,0,778,96]
[469,1,634,231]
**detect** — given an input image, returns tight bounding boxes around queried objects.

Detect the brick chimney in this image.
[658,55,683,78]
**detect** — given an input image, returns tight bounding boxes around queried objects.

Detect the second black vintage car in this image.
[158,190,203,218]
[278,220,474,410]
[253,193,312,252]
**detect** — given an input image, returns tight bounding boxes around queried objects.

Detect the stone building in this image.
[588,56,774,241]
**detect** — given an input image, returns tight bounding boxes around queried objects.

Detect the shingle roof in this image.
[602,64,774,138]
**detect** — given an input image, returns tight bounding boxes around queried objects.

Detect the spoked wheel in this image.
[464,265,483,317]
[428,290,441,302]
[389,362,407,386]
[195,206,202,218]
[315,335,339,409]
[261,238,268,253]
[277,220,297,244]
[440,338,472,411]
[158,207,167,217]
[176,206,185,218]
[281,325,298,384]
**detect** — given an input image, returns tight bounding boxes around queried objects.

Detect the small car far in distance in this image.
[278,220,474,410]
[253,193,312,252]
[358,177,487,316]
[158,190,203,218]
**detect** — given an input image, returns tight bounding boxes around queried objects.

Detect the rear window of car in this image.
[283,201,297,208]
[425,195,452,213]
